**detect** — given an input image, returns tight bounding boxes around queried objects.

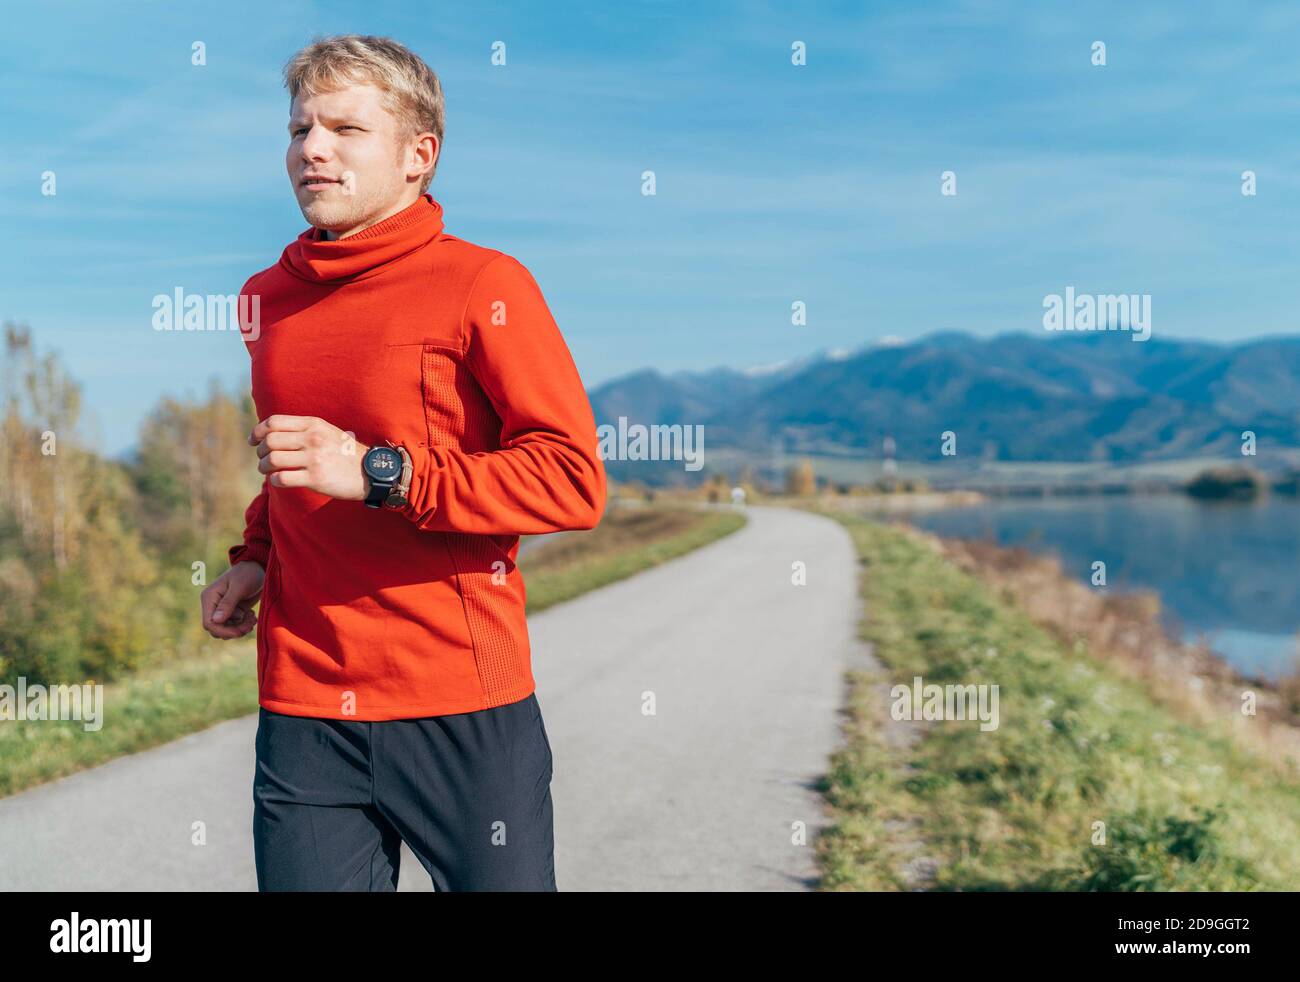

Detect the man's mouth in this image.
[300,175,340,190]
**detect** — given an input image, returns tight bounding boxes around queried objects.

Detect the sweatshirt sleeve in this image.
[397,253,606,535]
[227,475,272,570]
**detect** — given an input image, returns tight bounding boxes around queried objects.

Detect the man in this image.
[198,34,606,892]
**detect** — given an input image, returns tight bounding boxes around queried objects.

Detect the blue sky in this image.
[4,0,1300,455]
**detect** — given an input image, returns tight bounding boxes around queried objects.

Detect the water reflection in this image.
[907,495,1300,681]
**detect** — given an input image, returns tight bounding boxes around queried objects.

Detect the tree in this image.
[785,458,816,496]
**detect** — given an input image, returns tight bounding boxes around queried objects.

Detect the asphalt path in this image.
[0,504,867,891]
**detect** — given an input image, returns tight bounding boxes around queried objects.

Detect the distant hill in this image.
[587,331,1300,473]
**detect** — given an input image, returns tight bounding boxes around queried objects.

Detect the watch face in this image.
[363,446,402,482]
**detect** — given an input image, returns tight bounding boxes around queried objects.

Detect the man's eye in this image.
[290,125,358,136]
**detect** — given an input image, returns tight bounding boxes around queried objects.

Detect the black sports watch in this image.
[362,443,411,509]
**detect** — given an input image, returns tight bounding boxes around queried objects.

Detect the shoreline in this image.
[908,524,1300,777]
[812,507,1300,890]
[816,489,1300,686]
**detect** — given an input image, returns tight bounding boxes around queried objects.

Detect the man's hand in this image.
[249,414,370,501]
[201,561,266,639]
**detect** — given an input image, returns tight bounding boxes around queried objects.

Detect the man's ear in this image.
[409,131,439,183]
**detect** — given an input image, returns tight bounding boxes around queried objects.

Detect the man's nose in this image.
[299,127,332,160]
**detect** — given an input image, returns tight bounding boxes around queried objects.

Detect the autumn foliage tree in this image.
[784,458,817,496]
[0,321,260,685]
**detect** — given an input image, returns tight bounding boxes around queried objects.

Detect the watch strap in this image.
[364,470,391,508]
[383,443,413,508]
[364,445,396,508]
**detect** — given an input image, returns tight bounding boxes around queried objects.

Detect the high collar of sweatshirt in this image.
[279,193,446,284]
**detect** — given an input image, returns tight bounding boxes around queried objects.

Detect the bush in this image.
[1043,806,1258,891]
[1185,466,1267,501]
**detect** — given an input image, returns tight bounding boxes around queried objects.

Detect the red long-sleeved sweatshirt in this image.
[227,193,605,720]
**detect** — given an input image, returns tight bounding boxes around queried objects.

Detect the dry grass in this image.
[521,504,705,572]
[517,503,747,613]
[926,530,1300,779]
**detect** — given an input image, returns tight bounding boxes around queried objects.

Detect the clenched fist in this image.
[200,560,265,639]
[249,414,371,501]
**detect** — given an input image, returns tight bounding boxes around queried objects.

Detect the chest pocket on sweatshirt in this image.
[420,343,465,447]
[419,342,501,453]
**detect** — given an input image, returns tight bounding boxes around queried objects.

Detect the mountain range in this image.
[586,331,1300,475]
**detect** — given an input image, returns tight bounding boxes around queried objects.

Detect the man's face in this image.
[286,82,425,238]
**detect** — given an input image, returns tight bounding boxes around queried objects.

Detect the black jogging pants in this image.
[252,692,556,891]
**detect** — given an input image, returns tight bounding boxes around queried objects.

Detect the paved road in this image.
[0,504,868,891]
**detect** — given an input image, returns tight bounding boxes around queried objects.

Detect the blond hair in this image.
[282,34,445,191]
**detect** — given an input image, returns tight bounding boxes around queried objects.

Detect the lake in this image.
[905,494,1300,682]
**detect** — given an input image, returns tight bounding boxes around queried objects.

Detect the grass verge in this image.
[814,509,1300,891]
[522,504,745,612]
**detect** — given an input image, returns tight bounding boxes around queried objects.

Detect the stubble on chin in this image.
[300,194,356,234]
